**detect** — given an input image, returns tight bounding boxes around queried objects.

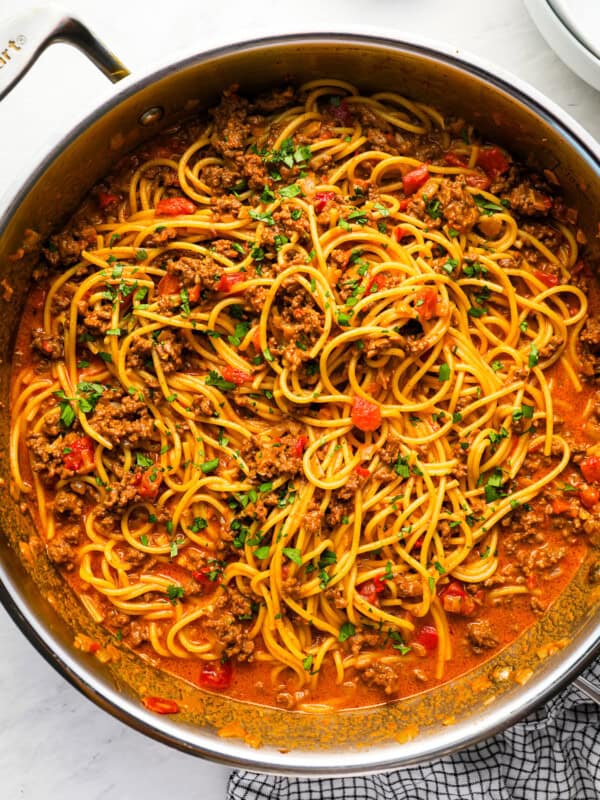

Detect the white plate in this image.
[525,0,600,90]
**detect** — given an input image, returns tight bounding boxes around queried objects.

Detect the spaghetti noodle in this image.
[10,80,600,710]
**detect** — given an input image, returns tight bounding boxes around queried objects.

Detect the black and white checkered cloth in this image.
[228,659,600,799]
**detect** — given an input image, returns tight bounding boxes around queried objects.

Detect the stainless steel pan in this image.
[1,5,600,776]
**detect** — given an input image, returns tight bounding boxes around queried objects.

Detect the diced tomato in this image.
[402,165,430,196]
[314,191,336,213]
[215,272,245,293]
[330,99,354,126]
[465,172,491,190]
[358,577,385,606]
[581,456,600,483]
[293,435,308,458]
[142,696,180,715]
[579,485,600,510]
[443,152,467,167]
[550,497,577,517]
[137,466,162,500]
[366,274,386,295]
[199,660,233,690]
[157,272,181,296]
[534,270,559,288]
[439,581,477,617]
[398,199,410,211]
[351,396,381,432]
[155,196,196,216]
[394,227,411,241]
[415,625,439,652]
[188,284,201,303]
[193,566,221,587]
[476,146,509,178]
[63,436,95,473]
[97,190,119,209]
[222,365,252,385]
[415,287,439,322]
[355,465,370,478]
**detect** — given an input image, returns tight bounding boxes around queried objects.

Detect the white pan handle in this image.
[0,4,129,101]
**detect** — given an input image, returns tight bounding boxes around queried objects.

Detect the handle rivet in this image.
[139,106,164,126]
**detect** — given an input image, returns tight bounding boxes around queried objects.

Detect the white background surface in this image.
[0,1,598,798]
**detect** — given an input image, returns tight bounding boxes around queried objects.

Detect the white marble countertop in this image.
[0,1,598,797]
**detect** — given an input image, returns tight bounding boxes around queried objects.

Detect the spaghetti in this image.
[10,80,599,710]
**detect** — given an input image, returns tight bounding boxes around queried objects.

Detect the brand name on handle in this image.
[0,36,26,68]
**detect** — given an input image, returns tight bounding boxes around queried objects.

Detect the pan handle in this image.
[0,4,129,102]
[573,676,600,705]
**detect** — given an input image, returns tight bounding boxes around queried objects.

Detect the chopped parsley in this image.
[283,547,302,566]
[166,584,184,604]
[338,622,356,642]
[205,370,236,391]
[200,458,219,474]
[438,363,451,382]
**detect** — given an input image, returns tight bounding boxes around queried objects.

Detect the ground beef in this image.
[204,588,254,661]
[90,391,155,447]
[164,254,224,292]
[466,620,499,653]
[54,489,84,517]
[81,304,113,336]
[436,177,480,233]
[125,620,150,648]
[27,432,68,487]
[241,430,305,480]
[31,328,63,360]
[209,89,251,159]
[503,181,552,217]
[154,329,184,373]
[202,164,242,193]
[580,316,600,353]
[350,633,382,655]
[43,220,97,267]
[46,525,81,569]
[357,661,398,695]
[252,85,295,113]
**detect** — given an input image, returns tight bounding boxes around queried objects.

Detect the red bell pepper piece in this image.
[314,191,336,213]
[366,274,386,295]
[293,435,308,458]
[439,581,477,616]
[157,273,181,296]
[63,436,95,473]
[136,466,162,500]
[155,197,196,216]
[534,270,559,288]
[402,165,430,196]
[358,577,386,606]
[415,625,438,651]
[580,486,600,510]
[351,396,382,432]
[97,190,119,209]
[222,365,252,385]
[581,456,600,483]
[415,287,439,321]
[215,272,245,293]
[199,660,233,690]
[476,146,509,178]
[142,696,180,715]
